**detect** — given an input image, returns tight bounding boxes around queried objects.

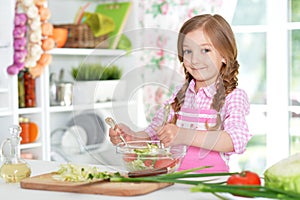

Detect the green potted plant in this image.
[71,64,122,81]
[71,64,125,104]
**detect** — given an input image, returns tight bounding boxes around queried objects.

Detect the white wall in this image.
[0,0,17,143]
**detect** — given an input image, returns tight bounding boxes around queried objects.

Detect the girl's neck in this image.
[194,79,215,92]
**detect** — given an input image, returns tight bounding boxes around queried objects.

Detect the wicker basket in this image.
[54,24,109,48]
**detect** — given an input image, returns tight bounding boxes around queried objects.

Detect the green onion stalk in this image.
[110,166,235,185]
[191,183,300,200]
[109,166,300,200]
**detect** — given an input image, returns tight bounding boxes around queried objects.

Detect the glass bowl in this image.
[116,140,187,173]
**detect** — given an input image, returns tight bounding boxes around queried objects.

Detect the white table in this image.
[0,160,219,200]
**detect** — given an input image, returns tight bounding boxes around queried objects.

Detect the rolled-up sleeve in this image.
[223,88,251,154]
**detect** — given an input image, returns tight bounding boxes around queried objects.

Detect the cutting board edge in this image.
[20,173,174,196]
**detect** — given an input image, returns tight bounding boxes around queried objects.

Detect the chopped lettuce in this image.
[123,142,176,171]
[133,143,159,154]
[264,153,300,194]
[126,159,147,171]
[52,163,119,182]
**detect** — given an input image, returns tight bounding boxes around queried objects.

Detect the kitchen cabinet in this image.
[47,47,138,164]
[0,1,45,159]
[0,0,139,162]
[0,47,134,161]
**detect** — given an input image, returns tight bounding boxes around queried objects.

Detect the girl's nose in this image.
[190,50,201,65]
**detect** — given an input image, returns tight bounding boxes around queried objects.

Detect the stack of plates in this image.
[66,112,107,145]
[51,110,110,155]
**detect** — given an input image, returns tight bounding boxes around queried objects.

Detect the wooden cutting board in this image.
[20,173,173,196]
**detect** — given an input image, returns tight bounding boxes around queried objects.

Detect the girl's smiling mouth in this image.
[190,65,208,70]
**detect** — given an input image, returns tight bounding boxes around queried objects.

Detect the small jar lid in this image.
[19,117,30,123]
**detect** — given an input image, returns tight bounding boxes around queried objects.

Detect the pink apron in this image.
[176,107,229,173]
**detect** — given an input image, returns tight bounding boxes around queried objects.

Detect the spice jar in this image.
[19,117,38,144]
[23,70,36,107]
[18,72,25,108]
[19,117,30,144]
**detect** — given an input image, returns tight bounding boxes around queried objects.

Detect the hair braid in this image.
[206,60,239,130]
[170,69,192,124]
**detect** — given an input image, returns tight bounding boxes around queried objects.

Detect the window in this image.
[229,0,298,174]
[289,0,300,156]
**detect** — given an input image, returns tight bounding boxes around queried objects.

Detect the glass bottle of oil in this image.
[0,125,31,183]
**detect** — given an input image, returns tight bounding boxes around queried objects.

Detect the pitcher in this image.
[0,125,31,183]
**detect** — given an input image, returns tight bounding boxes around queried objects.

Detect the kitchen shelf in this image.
[49,48,126,56]
[20,142,43,150]
[0,109,12,117]
[18,107,43,115]
[49,105,74,113]
[49,101,131,113]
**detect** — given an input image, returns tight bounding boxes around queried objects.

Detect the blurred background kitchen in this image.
[0,0,299,176]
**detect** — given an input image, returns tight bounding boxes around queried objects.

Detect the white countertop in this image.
[0,160,219,200]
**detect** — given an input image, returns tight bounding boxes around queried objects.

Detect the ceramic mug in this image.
[19,118,39,144]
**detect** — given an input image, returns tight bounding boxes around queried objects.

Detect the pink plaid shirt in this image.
[145,79,251,160]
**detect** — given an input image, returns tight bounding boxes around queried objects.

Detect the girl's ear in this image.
[221,58,226,65]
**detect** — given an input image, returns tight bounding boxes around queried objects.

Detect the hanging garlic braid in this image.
[171,14,239,131]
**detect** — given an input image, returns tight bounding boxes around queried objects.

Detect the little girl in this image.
[109,14,251,172]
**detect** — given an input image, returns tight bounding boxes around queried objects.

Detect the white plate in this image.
[67,111,108,145]
[61,125,88,149]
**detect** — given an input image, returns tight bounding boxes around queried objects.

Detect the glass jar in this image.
[19,117,39,144]
[23,70,36,107]
[19,117,30,144]
[18,72,25,108]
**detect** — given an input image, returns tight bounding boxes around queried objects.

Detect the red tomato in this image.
[143,159,153,167]
[154,158,176,169]
[123,153,137,162]
[227,171,261,186]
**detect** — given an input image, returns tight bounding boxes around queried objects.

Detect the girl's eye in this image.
[201,48,211,54]
[183,49,192,55]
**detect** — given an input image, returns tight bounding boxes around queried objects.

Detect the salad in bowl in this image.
[116,140,187,173]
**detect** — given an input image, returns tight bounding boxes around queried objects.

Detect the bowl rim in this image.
[116,140,187,156]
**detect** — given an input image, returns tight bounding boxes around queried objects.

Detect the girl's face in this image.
[182,28,224,89]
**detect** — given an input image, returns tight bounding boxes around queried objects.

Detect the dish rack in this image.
[54,24,109,48]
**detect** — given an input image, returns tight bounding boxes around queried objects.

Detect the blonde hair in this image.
[171,14,239,130]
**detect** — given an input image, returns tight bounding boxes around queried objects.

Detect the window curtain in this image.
[136,0,224,123]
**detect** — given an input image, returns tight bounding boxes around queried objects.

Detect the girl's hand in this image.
[109,123,133,145]
[156,123,180,147]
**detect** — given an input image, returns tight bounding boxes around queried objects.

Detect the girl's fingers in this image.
[160,136,172,147]
[155,125,164,136]
[111,137,122,145]
[109,128,119,137]
[110,133,124,144]
[109,128,121,144]
[158,132,167,141]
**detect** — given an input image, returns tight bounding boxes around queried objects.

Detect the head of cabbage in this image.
[264,153,300,194]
